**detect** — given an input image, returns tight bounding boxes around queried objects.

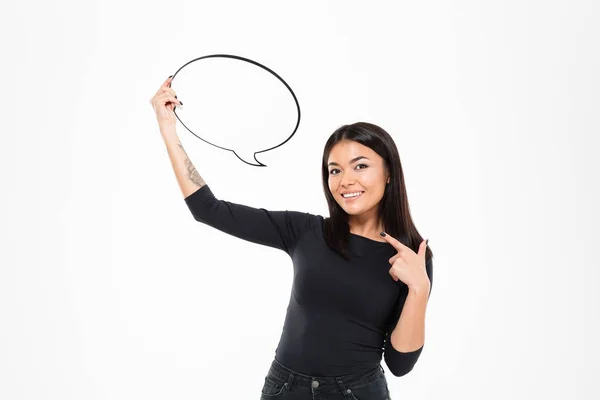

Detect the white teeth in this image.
[343,191,363,198]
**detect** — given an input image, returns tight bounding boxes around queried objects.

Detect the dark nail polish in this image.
[379,232,386,237]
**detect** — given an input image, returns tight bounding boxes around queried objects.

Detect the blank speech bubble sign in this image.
[170,54,301,166]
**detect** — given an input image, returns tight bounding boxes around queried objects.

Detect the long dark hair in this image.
[321,122,433,263]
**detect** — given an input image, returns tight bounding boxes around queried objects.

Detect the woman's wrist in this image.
[408,281,430,296]
[160,125,178,141]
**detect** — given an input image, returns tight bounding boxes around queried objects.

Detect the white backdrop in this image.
[1,0,599,399]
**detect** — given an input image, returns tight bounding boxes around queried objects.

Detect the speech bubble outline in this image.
[170,54,301,167]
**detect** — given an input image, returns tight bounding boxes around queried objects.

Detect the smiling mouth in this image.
[342,191,364,200]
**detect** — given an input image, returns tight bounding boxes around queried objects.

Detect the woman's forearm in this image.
[161,128,207,198]
[390,286,430,352]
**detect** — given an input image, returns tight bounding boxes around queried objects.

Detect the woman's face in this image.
[327,140,389,217]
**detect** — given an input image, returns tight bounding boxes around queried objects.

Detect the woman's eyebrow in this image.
[328,156,369,167]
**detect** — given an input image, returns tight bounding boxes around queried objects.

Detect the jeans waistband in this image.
[268,358,385,394]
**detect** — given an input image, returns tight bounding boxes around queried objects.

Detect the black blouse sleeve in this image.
[184,185,319,257]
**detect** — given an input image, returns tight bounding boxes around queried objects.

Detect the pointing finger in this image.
[379,231,409,253]
[418,239,428,260]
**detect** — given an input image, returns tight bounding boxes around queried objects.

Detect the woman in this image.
[150,76,433,400]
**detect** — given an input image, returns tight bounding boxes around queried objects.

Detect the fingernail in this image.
[168,75,173,78]
[380,232,386,237]
[426,239,429,245]
[179,101,183,105]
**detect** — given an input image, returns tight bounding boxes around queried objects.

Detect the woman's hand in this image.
[149,76,182,133]
[381,232,430,291]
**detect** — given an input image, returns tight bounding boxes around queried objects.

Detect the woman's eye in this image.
[329,164,368,175]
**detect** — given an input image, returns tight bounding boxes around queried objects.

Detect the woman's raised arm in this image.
[163,133,206,198]
[150,76,205,198]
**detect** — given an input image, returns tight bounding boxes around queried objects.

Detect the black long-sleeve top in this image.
[184,184,433,377]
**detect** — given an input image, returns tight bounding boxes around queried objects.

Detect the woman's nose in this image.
[341,175,356,186]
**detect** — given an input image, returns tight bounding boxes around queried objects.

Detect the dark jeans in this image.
[260,358,392,400]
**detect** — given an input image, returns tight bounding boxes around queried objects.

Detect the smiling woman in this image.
[322,122,433,261]
[327,142,389,242]
[152,82,433,399]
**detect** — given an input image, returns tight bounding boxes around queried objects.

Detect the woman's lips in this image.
[342,191,364,201]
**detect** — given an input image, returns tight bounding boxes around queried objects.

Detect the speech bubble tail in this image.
[232,150,267,167]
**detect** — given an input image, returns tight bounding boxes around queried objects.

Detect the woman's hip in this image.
[260,358,391,400]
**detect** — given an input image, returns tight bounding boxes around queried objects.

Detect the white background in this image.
[1,0,599,399]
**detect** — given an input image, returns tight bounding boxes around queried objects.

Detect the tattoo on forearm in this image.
[177,141,206,188]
